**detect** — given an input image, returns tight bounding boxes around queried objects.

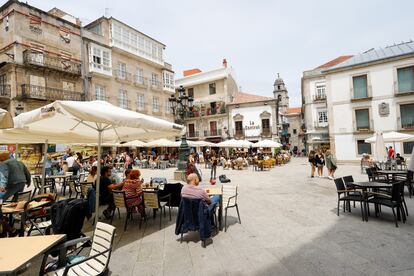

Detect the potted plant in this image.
[220,103,226,114]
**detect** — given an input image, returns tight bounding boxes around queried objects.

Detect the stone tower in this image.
[273,73,289,114]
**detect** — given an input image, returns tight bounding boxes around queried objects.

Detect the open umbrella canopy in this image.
[13,100,184,141]
[145,138,180,148]
[0,108,13,129]
[217,139,252,148]
[121,140,147,147]
[11,100,184,224]
[187,140,217,147]
[252,139,282,148]
[365,131,414,143]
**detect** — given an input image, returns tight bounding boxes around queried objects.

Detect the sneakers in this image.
[328,176,334,180]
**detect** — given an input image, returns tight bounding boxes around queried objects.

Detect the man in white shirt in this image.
[66,152,75,168]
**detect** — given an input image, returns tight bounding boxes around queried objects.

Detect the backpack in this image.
[219,174,231,183]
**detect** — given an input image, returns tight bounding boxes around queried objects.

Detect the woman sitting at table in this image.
[122,170,144,214]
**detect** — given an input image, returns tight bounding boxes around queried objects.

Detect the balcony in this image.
[261,128,272,138]
[23,50,81,75]
[150,80,163,91]
[394,81,414,96]
[350,85,372,102]
[133,76,148,88]
[92,94,109,101]
[204,129,222,137]
[188,131,199,138]
[19,84,83,101]
[114,70,132,82]
[313,94,326,102]
[188,102,226,118]
[0,85,11,99]
[354,120,374,134]
[233,129,245,139]
[314,121,328,128]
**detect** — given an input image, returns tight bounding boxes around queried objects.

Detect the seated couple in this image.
[99,167,144,219]
[181,173,219,212]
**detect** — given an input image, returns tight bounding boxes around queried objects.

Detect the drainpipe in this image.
[79,25,89,101]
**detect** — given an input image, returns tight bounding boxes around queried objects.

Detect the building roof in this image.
[326,41,414,72]
[286,107,302,114]
[175,67,232,87]
[316,55,353,69]
[231,92,273,104]
[183,69,202,77]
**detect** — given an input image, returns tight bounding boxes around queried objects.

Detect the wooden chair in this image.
[222,184,241,232]
[43,222,116,276]
[80,182,94,199]
[143,191,171,229]
[68,179,81,199]
[111,190,144,231]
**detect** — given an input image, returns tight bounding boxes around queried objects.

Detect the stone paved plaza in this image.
[102,158,414,276]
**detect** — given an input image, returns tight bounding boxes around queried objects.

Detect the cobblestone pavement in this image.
[23,158,414,275]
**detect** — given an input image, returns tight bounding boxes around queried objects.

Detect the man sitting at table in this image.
[100,166,115,219]
[181,173,219,212]
[0,151,31,201]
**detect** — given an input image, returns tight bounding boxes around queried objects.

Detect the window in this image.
[118,63,126,79]
[151,73,159,86]
[403,142,414,154]
[357,140,372,155]
[95,85,106,101]
[136,67,144,83]
[293,129,297,135]
[89,23,101,35]
[353,75,368,99]
[118,90,127,109]
[137,93,145,111]
[188,123,195,136]
[262,119,270,129]
[187,88,194,98]
[209,83,216,95]
[152,96,159,112]
[210,121,217,135]
[315,83,326,98]
[29,42,45,65]
[90,45,111,74]
[397,66,414,93]
[318,111,328,123]
[400,103,414,128]
[165,99,171,114]
[355,109,370,130]
[235,121,243,132]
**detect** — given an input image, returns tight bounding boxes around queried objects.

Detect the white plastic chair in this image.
[222,184,241,232]
[45,222,116,276]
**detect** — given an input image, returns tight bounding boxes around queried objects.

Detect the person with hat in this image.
[0,151,31,201]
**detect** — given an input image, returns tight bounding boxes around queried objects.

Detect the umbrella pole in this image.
[94,129,102,226]
[40,139,48,194]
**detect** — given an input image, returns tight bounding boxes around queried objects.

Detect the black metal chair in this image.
[367,181,406,227]
[32,176,54,196]
[67,178,81,199]
[111,190,144,231]
[334,178,365,221]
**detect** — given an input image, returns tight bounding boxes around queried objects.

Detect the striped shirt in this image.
[181,184,209,202]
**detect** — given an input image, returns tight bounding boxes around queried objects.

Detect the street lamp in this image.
[169,85,194,174]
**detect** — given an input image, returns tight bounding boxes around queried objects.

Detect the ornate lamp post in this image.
[169,85,194,175]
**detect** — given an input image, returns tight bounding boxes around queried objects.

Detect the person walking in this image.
[210,151,218,180]
[0,151,31,201]
[308,150,316,178]
[314,150,325,178]
[325,150,337,180]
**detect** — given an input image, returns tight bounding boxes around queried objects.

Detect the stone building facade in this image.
[0,0,83,115]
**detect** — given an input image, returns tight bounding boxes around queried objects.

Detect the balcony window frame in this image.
[355,108,371,131]
[315,82,326,100]
[118,62,127,80]
[396,65,414,94]
[318,110,328,124]
[152,96,159,112]
[357,139,372,155]
[352,74,369,99]
[209,83,216,95]
[403,141,414,155]
[400,103,414,129]
[90,44,112,74]
[137,93,145,111]
[95,84,106,101]
[118,89,128,109]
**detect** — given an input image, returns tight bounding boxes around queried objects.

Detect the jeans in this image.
[208,195,220,213]
[210,165,217,179]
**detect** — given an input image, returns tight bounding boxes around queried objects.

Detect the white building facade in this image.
[324,42,414,162]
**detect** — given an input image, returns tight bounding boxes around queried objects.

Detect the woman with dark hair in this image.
[308,150,316,178]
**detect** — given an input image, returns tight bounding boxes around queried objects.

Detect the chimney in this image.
[222,58,228,68]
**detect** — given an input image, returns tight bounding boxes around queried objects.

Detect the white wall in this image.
[230,105,273,138]
[327,57,414,161]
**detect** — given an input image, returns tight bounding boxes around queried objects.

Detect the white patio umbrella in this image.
[145,138,180,148]
[122,140,147,147]
[408,147,414,172]
[217,139,252,148]
[0,108,13,129]
[365,131,414,143]
[187,140,217,147]
[373,132,387,162]
[252,139,282,148]
[12,100,184,224]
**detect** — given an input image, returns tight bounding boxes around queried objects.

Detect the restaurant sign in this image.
[40,106,56,117]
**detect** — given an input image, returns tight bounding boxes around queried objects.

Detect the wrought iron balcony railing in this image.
[204,129,222,137]
[133,75,147,87]
[23,50,81,75]
[150,80,163,91]
[20,84,83,101]
[114,70,132,82]
[261,128,272,137]
[312,94,327,102]
[188,131,199,138]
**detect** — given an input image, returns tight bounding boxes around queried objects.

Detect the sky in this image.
[26,0,414,107]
